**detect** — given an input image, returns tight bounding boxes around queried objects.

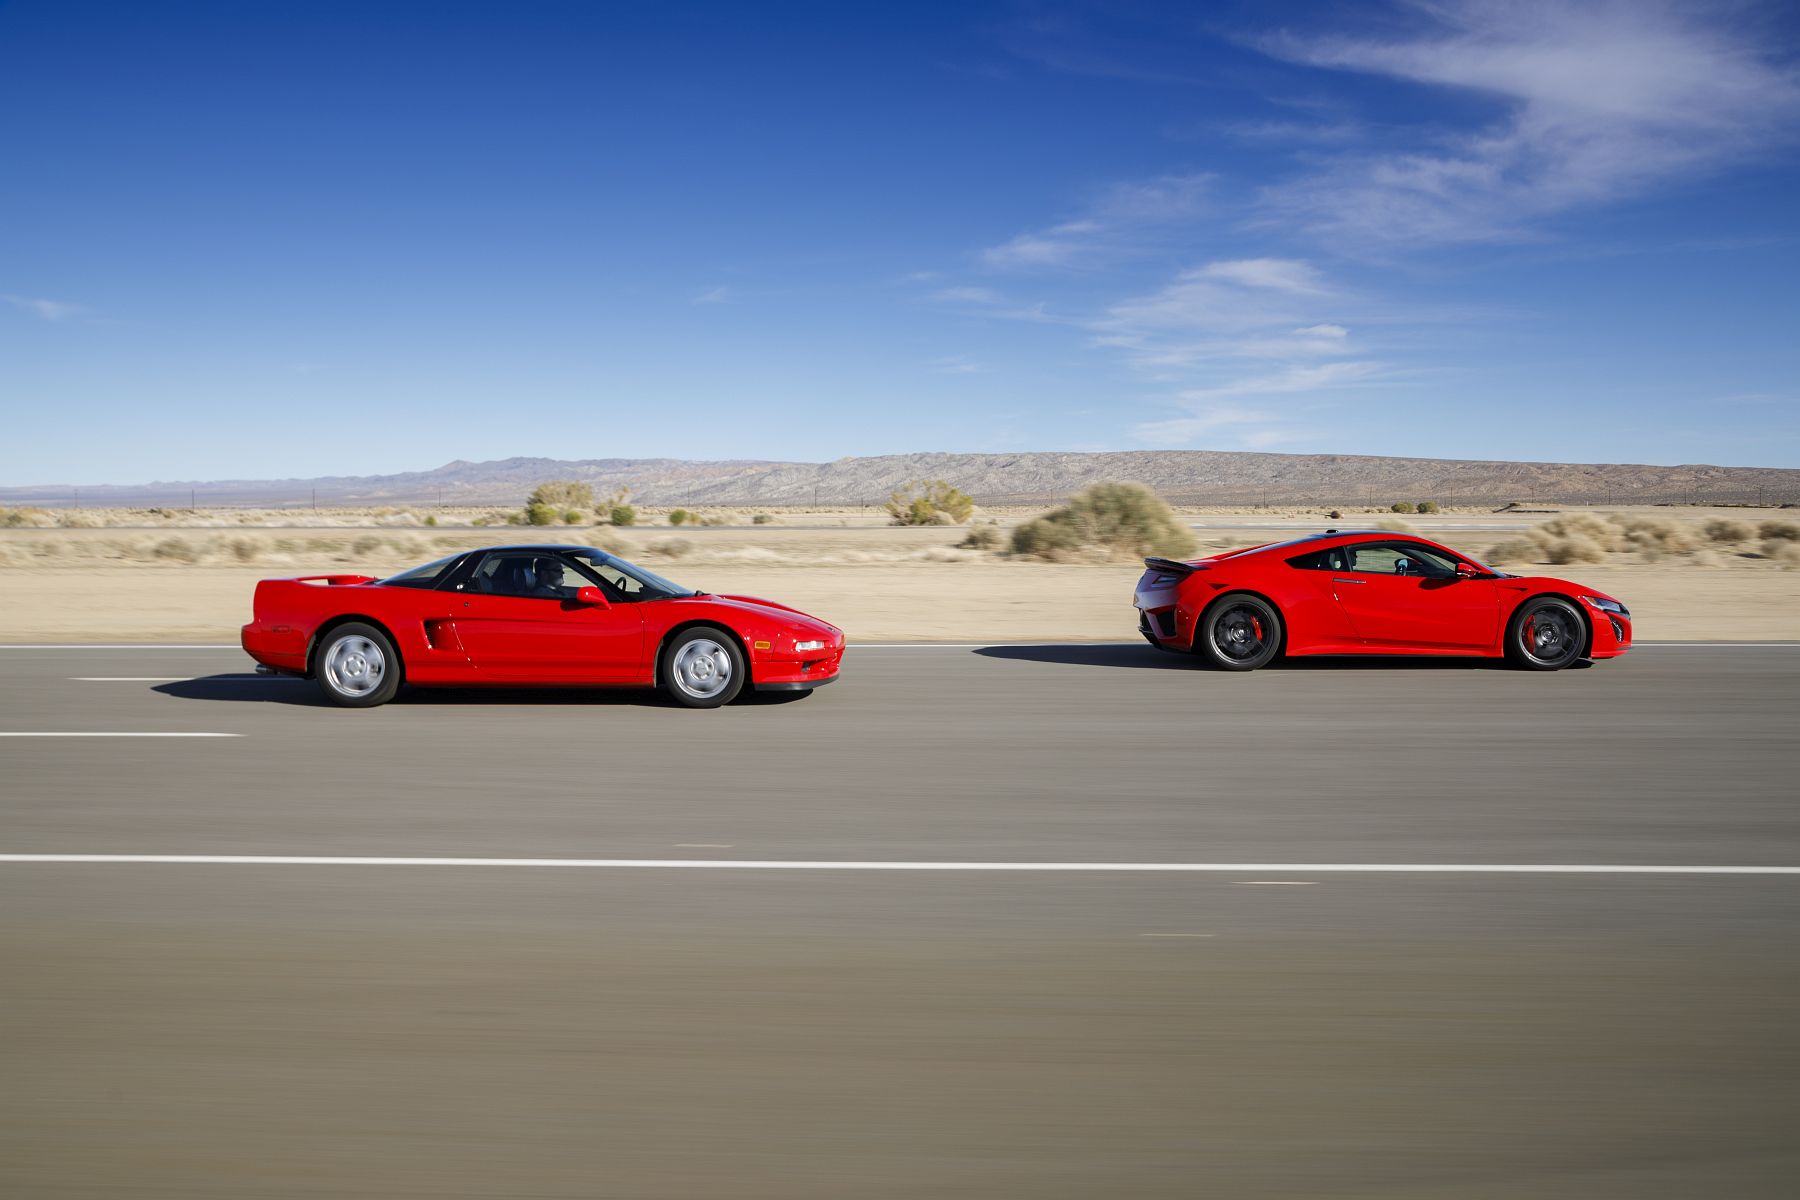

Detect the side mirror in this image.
[575,586,609,607]
[1455,563,1482,579]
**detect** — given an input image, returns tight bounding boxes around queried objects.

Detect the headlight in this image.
[1580,595,1627,616]
[794,640,826,653]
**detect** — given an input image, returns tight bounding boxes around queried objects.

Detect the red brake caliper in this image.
[1251,617,1264,642]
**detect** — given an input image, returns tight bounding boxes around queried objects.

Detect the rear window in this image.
[379,553,462,590]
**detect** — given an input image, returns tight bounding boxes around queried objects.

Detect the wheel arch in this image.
[1191,587,1290,656]
[1505,590,1594,657]
[307,614,406,682]
[653,620,752,689]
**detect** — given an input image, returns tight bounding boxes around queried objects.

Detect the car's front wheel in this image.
[1196,595,1282,671]
[314,622,402,707]
[661,627,746,708]
[1505,597,1586,671]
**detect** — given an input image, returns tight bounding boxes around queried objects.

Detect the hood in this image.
[695,593,841,637]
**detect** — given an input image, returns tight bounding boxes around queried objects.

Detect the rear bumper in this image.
[241,621,309,674]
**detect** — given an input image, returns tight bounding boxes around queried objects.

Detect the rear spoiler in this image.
[291,574,378,586]
[1143,557,1204,576]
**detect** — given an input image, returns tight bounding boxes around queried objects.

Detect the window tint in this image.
[1348,543,1458,578]
[472,553,582,600]
[379,553,463,590]
[1288,546,1354,572]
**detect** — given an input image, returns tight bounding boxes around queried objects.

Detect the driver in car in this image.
[528,557,579,600]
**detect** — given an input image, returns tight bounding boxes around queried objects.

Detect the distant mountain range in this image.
[5,451,1798,508]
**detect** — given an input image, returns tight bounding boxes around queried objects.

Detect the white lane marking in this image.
[674,843,735,848]
[0,732,241,739]
[0,856,1795,874]
[1237,881,1320,886]
[1138,933,1216,938]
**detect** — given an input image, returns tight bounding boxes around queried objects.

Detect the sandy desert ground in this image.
[2,506,1795,643]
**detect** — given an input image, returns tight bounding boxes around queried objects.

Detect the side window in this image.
[1349,543,1456,578]
[1288,546,1353,572]
[471,554,580,599]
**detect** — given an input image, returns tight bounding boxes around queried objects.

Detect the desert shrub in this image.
[1485,539,1539,565]
[1328,509,1343,520]
[1544,534,1608,564]
[374,510,420,527]
[1010,482,1196,562]
[958,525,1001,550]
[351,535,383,556]
[1764,540,1800,566]
[668,509,692,526]
[1375,519,1416,533]
[528,480,595,511]
[423,514,438,527]
[1759,520,1800,542]
[885,480,975,526]
[226,537,261,562]
[525,503,558,527]
[609,504,637,527]
[1390,501,1416,514]
[504,510,528,526]
[591,487,633,525]
[1416,500,1440,514]
[1702,519,1755,543]
[1615,515,1695,553]
[57,509,102,528]
[152,536,196,562]
[0,507,55,528]
[562,510,583,525]
[752,513,773,525]
[647,538,692,559]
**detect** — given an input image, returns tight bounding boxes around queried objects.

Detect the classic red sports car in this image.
[1134,529,1631,671]
[241,544,844,707]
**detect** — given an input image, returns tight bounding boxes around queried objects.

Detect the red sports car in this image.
[241,544,844,708]
[1134,529,1631,671]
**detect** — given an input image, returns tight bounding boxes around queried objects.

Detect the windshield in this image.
[378,552,464,589]
[563,548,696,600]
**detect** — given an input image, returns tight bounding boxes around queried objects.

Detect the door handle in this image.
[1333,578,1366,585]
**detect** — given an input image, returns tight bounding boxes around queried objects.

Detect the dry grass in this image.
[1486,512,1776,569]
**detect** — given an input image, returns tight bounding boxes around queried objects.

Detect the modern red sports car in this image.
[1134,529,1631,671]
[241,544,844,708]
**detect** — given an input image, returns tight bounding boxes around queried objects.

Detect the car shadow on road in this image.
[975,644,1587,671]
[151,676,809,708]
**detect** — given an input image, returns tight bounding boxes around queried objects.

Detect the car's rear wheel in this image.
[314,622,401,707]
[1196,595,1282,671]
[661,626,746,708]
[1505,597,1586,671]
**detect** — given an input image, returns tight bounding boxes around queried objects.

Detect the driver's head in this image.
[535,558,564,589]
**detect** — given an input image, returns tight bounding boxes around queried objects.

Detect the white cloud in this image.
[692,285,730,305]
[979,173,1209,269]
[1295,323,1347,339]
[1255,0,1800,245]
[3,294,84,321]
[932,285,1003,305]
[1198,258,1330,294]
[929,354,984,374]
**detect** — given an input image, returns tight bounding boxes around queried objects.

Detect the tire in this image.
[1195,594,1282,672]
[314,622,402,707]
[660,626,746,708]
[1505,597,1587,671]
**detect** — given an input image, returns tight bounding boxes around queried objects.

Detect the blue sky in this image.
[2,0,1797,485]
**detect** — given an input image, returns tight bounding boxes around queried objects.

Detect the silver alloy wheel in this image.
[671,637,733,699]
[323,634,386,697]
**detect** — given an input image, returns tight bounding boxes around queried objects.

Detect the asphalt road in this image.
[3,643,1798,1198]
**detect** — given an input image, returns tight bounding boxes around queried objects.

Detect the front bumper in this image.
[752,639,845,689]
[1584,605,1633,659]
